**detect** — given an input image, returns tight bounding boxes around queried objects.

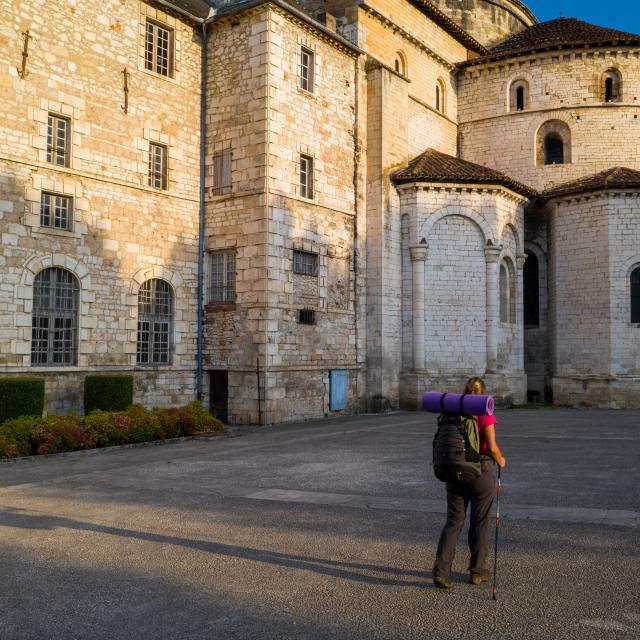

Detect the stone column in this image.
[485,245,502,372]
[410,244,428,370]
[516,253,527,371]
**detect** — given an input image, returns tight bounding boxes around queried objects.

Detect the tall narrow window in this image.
[516,86,525,111]
[300,154,314,199]
[435,85,440,112]
[509,79,529,112]
[40,193,72,231]
[137,279,173,365]
[212,149,232,196]
[602,68,622,103]
[605,77,613,102]
[210,251,236,303]
[149,143,168,189]
[47,114,70,167]
[544,134,564,165]
[145,20,174,77]
[499,263,509,323]
[293,250,318,276]
[31,268,79,366]
[300,46,315,93]
[631,267,640,323]
[523,252,540,326]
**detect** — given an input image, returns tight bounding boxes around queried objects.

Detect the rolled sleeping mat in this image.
[422,391,494,416]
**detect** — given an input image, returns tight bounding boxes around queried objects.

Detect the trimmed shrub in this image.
[84,375,134,414]
[0,377,45,423]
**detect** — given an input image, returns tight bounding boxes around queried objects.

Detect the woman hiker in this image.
[432,376,507,589]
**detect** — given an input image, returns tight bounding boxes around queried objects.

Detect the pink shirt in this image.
[477,414,497,456]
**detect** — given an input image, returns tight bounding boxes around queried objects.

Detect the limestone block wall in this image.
[397,184,526,406]
[428,0,536,48]
[458,50,640,191]
[0,0,202,414]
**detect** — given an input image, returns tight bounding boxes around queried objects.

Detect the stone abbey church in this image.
[1,0,640,423]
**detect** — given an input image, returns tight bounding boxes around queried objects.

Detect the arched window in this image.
[631,267,640,323]
[603,68,622,103]
[544,134,564,165]
[137,279,173,364]
[499,263,509,323]
[394,51,407,77]
[31,267,79,365]
[509,79,529,112]
[435,78,446,114]
[523,252,539,326]
[537,120,571,166]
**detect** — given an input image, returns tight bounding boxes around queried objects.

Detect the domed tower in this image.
[427,0,537,47]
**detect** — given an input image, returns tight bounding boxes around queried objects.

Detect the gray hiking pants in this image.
[433,460,495,579]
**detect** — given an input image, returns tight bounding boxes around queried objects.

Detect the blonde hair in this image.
[464,376,486,395]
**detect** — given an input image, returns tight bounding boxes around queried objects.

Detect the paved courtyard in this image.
[1,409,639,639]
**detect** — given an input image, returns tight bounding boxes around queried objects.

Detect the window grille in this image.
[145,20,173,77]
[293,250,318,276]
[300,46,314,92]
[300,154,314,199]
[210,251,236,302]
[47,114,70,167]
[149,143,168,189]
[137,279,172,365]
[631,267,640,323]
[31,268,79,366]
[298,308,316,325]
[40,193,72,230]
[212,149,232,195]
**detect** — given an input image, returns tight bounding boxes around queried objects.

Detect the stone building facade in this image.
[1,0,639,420]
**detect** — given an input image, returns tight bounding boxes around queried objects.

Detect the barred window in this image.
[210,251,236,303]
[300,154,314,199]
[31,268,79,366]
[40,193,72,231]
[212,149,232,196]
[149,143,168,190]
[47,114,70,167]
[145,20,173,77]
[293,250,318,276]
[300,46,314,93]
[137,279,172,365]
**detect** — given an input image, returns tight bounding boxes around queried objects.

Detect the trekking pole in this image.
[492,467,502,601]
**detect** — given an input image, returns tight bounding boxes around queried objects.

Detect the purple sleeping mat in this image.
[422,391,494,416]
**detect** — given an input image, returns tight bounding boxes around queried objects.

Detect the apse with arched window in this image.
[31,267,79,365]
[603,68,622,103]
[137,278,173,364]
[631,266,640,323]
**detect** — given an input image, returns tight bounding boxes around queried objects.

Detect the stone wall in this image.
[458,50,640,191]
[0,0,202,414]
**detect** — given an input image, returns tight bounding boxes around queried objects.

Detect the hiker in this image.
[432,376,506,589]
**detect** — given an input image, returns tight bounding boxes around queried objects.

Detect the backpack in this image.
[432,413,482,483]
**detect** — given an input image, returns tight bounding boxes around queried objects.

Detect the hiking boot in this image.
[433,576,454,589]
[469,571,491,585]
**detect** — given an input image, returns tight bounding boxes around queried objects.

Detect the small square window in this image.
[149,143,168,190]
[210,250,236,303]
[300,154,314,199]
[293,250,318,276]
[298,308,316,325]
[145,20,174,77]
[40,193,72,231]
[47,114,70,167]
[212,149,232,195]
[300,46,315,93]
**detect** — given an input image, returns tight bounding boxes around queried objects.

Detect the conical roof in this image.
[392,148,537,198]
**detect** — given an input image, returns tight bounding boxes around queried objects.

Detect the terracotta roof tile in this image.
[541,167,640,200]
[392,148,537,198]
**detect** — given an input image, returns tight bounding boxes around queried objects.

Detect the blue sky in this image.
[527,0,640,34]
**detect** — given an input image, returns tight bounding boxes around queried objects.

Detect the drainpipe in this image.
[196,9,216,402]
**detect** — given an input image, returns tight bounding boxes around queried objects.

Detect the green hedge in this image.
[0,377,45,423]
[84,375,134,414]
[0,401,223,459]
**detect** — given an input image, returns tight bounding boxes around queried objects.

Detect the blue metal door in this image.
[329,370,348,411]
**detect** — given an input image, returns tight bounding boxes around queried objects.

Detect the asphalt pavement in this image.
[0,409,638,639]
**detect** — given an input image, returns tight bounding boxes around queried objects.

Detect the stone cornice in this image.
[359,3,457,70]
[395,181,531,204]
